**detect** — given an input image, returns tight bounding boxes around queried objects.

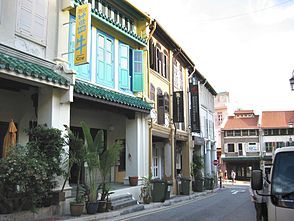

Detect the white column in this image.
[211,142,217,174]
[125,113,149,184]
[38,86,71,190]
[205,141,212,176]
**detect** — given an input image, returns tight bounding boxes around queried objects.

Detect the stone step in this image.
[111,198,138,210]
[109,193,133,202]
[119,204,145,215]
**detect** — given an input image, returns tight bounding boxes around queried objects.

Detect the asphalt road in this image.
[118,185,256,221]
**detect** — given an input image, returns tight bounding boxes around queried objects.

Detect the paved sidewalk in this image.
[52,189,218,221]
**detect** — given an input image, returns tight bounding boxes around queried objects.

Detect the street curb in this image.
[57,189,218,220]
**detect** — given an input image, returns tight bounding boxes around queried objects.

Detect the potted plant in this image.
[81,122,122,213]
[139,176,152,204]
[81,122,101,214]
[97,134,122,213]
[63,126,86,216]
[191,153,204,192]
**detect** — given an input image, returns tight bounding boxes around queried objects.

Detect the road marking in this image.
[231,189,246,194]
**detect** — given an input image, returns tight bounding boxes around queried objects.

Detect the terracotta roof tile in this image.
[234,110,254,114]
[261,111,294,128]
[223,115,259,130]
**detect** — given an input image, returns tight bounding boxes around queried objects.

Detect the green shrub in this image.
[0,146,51,213]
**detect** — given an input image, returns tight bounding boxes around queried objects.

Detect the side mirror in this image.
[251,170,263,190]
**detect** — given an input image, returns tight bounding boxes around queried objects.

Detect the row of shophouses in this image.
[215,97,294,181]
[0,0,217,199]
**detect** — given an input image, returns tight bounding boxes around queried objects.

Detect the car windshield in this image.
[271,152,294,199]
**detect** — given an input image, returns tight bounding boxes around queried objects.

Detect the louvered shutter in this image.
[97,34,106,82]
[105,38,113,86]
[149,39,154,69]
[157,94,165,125]
[17,0,48,44]
[119,43,130,89]
[17,0,33,36]
[224,144,228,153]
[132,50,143,92]
[32,0,48,43]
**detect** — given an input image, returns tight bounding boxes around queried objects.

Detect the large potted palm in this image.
[63,126,86,217]
[81,122,122,213]
[97,139,122,212]
[81,122,101,214]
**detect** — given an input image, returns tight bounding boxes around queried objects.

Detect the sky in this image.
[129,0,294,114]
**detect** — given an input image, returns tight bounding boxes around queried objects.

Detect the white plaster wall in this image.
[70,106,126,142]
[0,0,59,60]
[0,88,36,145]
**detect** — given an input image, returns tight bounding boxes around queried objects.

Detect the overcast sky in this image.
[129,0,294,114]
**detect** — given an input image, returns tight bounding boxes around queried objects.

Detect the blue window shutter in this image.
[105,38,113,85]
[119,43,130,89]
[96,33,114,88]
[68,16,90,81]
[97,34,105,82]
[132,50,143,92]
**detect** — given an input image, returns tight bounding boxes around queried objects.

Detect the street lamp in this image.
[289,70,294,91]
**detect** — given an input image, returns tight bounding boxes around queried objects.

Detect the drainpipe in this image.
[147,20,157,175]
[171,48,182,194]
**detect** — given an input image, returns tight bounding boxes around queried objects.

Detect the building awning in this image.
[74,80,151,113]
[0,52,70,88]
[222,156,261,162]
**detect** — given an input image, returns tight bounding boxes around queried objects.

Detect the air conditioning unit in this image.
[62,0,74,11]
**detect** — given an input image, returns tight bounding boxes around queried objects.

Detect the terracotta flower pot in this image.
[70,202,84,216]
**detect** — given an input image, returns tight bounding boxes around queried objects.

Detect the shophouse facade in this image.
[0,0,74,191]
[61,0,152,186]
[260,111,294,168]
[146,21,194,193]
[190,71,217,177]
[221,110,260,180]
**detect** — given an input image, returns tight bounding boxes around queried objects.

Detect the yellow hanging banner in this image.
[74,3,91,66]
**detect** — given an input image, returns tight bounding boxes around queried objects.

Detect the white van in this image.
[252,146,294,221]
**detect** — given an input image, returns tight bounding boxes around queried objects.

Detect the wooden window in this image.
[149,39,155,69]
[249,130,257,136]
[157,89,165,125]
[150,84,155,101]
[226,130,233,136]
[164,92,169,113]
[234,130,241,136]
[228,143,235,152]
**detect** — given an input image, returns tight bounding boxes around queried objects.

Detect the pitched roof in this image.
[74,80,152,112]
[261,111,294,128]
[234,110,254,115]
[223,115,259,130]
[0,52,69,87]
